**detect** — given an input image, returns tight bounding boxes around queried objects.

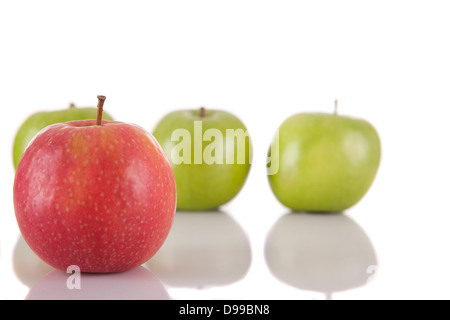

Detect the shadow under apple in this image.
[13,235,54,287]
[145,210,252,289]
[26,266,170,300]
[264,212,377,298]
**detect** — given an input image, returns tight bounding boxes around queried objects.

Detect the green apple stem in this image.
[334,100,338,115]
[199,107,206,118]
[96,95,106,126]
[69,103,76,109]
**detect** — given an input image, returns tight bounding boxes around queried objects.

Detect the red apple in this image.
[13,96,177,273]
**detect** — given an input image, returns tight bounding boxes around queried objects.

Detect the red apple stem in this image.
[96,95,106,125]
[199,107,206,118]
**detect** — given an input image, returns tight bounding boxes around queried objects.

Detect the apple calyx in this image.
[96,95,106,125]
[199,107,206,118]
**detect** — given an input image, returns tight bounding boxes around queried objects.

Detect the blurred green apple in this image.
[268,107,381,212]
[13,103,113,169]
[153,107,252,210]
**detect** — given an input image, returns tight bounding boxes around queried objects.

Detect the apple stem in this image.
[334,100,338,115]
[69,103,76,109]
[96,95,106,126]
[199,107,206,118]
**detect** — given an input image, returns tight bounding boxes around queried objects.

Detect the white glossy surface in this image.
[2,0,450,300]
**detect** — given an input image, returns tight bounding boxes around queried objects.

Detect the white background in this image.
[1,0,450,300]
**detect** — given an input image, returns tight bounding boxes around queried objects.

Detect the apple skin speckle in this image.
[13,120,177,273]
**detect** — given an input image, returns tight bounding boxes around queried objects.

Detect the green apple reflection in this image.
[146,211,251,288]
[265,213,377,298]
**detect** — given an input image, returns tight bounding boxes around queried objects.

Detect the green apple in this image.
[153,107,252,210]
[267,107,381,212]
[13,103,113,169]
